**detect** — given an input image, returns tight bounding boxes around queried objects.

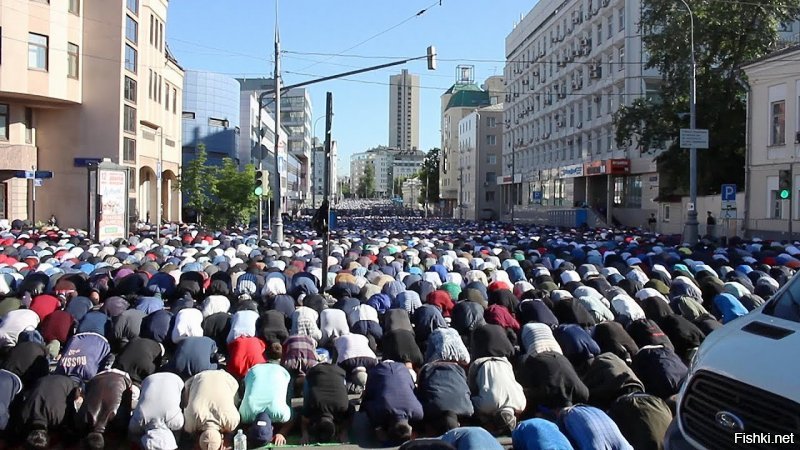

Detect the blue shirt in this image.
[362,361,423,427]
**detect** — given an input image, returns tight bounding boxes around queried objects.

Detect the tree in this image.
[178,144,214,225]
[205,159,259,229]
[614,0,800,197]
[357,162,376,199]
[418,147,440,204]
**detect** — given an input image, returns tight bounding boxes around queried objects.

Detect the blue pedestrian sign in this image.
[721,184,736,201]
[531,191,542,204]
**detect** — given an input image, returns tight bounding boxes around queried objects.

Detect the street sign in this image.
[24,171,34,180]
[687,202,695,211]
[721,203,737,219]
[34,179,43,187]
[721,184,736,201]
[680,129,709,149]
[532,191,542,205]
[34,171,53,179]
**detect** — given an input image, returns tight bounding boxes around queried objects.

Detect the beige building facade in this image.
[0,0,182,228]
[742,45,800,238]
[458,104,503,221]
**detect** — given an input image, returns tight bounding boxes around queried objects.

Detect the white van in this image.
[664,275,800,449]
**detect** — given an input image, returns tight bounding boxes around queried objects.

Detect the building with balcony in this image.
[238,78,312,207]
[389,69,419,150]
[0,0,183,227]
[503,0,661,226]
[458,103,504,221]
[742,45,800,238]
[440,66,494,218]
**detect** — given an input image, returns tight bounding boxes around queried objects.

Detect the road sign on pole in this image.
[680,129,709,149]
[721,184,736,202]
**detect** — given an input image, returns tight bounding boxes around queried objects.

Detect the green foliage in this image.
[418,147,440,204]
[357,162,376,199]
[177,144,213,225]
[614,0,800,197]
[205,160,259,229]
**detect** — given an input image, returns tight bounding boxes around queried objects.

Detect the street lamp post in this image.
[678,0,699,244]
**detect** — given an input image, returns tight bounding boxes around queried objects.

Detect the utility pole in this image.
[320,92,333,290]
[510,144,516,223]
[679,0,699,244]
[272,0,284,243]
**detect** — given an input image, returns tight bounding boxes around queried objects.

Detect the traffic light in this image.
[779,169,792,199]
[427,46,437,71]
[254,170,269,196]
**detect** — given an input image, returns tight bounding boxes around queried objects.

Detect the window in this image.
[208,117,227,127]
[485,191,495,202]
[771,100,785,145]
[149,15,154,45]
[619,7,625,30]
[164,83,169,110]
[487,135,496,145]
[618,46,625,71]
[28,33,48,70]
[123,105,136,133]
[485,172,496,184]
[488,155,497,165]
[124,76,136,103]
[182,111,195,119]
[0,104,7,140]
[123,137,136,162]
[663,204,670,222]
[771,190,783,219]
[69,0,80,15]
[148,70,153,99]
[124,44,137,73]
[607,16,613,38]
[159,22,163,51]
[125,15,138,44]
[172,88,177,113]
[127,0,138,15]
[487,117,496,128]
[157,75,161,103]
[66,42,79,78]
[24,108,33,144]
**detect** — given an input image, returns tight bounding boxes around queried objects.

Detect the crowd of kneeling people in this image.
[0,224,788,449]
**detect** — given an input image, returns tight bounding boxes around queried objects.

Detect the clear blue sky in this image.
[167,1,530,176]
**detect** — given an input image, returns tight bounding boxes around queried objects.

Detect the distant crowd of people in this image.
[0,206,794,449]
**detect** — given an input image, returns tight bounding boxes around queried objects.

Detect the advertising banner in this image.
[98,169,127,241]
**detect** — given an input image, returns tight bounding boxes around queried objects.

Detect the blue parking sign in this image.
[721,184,736,201]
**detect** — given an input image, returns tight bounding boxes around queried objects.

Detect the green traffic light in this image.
[780,189,790,199]
[254,187,263,196]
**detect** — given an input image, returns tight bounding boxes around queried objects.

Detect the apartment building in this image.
[350,146,424,198]
[440,66,492,217]
[0,0,183,227]
[503,0,661,226]
[742,45,800,237]
[311,140,337,207]
[238,78,312,207]
[182,70,241,168]
[458,103,504,221]
[389,69,419,150]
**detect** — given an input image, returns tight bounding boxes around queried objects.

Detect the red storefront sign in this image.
[583,159,631,176]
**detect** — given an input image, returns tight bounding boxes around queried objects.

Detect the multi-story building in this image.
[0,0,183,227]
[503,0,661,226]
[440,66,492,217]
[458,103,504,221]
[182,71,241,168]
[238,78,312,207]
[389,69,419,150]
[742,44,800,238]
[311,140,337,207]
[350,146,424,198]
